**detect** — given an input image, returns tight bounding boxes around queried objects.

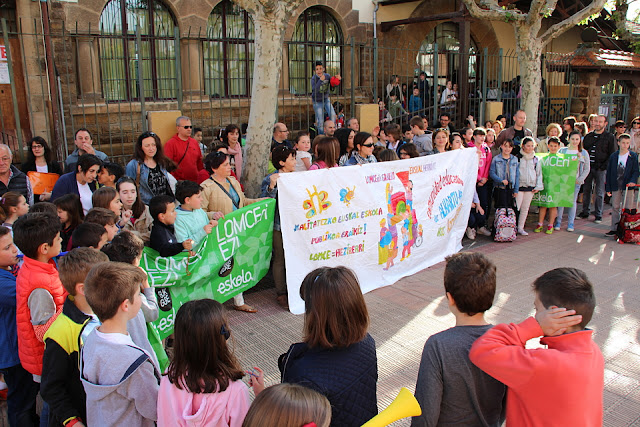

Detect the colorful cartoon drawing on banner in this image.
[378,171,421,269]
[303,185,331,218]
[339,186,356,206]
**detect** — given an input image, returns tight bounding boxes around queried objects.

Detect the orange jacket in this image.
[470,317,604,427]
[16,256,66,376]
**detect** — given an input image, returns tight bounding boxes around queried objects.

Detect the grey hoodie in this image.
[413,132,433,156]
[81,330,160,427]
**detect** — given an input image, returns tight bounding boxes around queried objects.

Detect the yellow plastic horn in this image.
[361,387,422,427]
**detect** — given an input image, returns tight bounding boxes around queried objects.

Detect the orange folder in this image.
[27,171,60,194]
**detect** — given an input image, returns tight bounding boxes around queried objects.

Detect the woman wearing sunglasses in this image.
[125,132,177,205]
[346,132,377,165]
[200,151,264,313]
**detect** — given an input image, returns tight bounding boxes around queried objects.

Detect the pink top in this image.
[468,141,492,182]
[157,377,250,427]
[309,160,337,170]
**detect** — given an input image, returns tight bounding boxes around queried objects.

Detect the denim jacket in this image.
[125,160,172,205]
[490,154,520,192]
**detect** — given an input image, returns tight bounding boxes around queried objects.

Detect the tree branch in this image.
[461,0,526,22]
[610,0,640,46]
[527,0,547,25]
[540,0,607,45]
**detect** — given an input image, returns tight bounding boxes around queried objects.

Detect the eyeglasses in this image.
[279,129,289,133]
[32,144,44,149]
[633,122,640,125]
[362,143,375,148]
[0,157,11,163]
[179,125,192,129]
[435,128,449,133]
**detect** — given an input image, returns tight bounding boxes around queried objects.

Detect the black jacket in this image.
[150,221,184,257]
[279,333,378,427]
[583,131,616,171]
[21,160,63,176]
[41,297,93,426]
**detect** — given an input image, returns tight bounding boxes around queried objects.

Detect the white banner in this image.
[278,148,479,314]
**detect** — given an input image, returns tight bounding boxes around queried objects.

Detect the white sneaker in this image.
[518,228,529,236]
[567,227,574,232]
[465,227,476,240]
[478,226,492,236]
[554,226,561,231]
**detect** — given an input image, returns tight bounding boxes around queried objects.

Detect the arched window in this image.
[99,0,177,102]
[203,1,254,98]
[288,7,342,95]
[416,22,478,81]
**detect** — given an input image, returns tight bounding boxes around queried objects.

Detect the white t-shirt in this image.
[295,151,312,172]
[619,152,629,167]
[77,181,93,215]
[35,164,48,173]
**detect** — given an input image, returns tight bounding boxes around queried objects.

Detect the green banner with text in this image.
[532,153,578,208]
[140,199,275,340]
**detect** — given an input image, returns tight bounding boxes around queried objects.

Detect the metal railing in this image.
[1,18,584,167]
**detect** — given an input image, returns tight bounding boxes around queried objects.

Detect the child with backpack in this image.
[157,299,264,426]
[490,139,519,242]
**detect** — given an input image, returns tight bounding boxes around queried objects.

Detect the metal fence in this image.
[0,17,582,166]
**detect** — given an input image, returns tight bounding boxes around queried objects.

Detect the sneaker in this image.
[605,230,617,236]
[578,212,589,219]
[594,217,602,224]
[465,227,476,240]
[477,227,492,236]
[534,224,543,233]
[545,225,553,234]
[567,227,574,232]
[554,226,561,231]
[518,228,529,236]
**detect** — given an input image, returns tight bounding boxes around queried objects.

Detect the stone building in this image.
[0,0,637,162]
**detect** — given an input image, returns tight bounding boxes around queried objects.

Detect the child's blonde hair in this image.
[242,383,331,427]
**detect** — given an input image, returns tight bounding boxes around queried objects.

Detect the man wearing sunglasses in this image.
[165,116,204,182]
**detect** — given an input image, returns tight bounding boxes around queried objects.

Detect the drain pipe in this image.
[372,0,380,101]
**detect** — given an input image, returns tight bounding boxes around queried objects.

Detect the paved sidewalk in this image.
[228,213,640,426]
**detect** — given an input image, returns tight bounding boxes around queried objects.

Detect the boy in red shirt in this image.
[470,267,604,426]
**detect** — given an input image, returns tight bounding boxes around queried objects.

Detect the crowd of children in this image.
[0,107,633,426]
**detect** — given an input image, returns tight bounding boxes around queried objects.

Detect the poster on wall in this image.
[0,45,9,84]
[278,148,479,314]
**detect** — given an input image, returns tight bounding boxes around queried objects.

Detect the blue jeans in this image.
[556,184,581,229]
[1,364,39,426]
[313,98,336,134]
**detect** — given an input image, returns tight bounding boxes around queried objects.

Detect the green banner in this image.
[140,199,275,340]
[532,153,579,208]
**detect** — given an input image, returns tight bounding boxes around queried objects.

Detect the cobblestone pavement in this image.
[228,212,640,426]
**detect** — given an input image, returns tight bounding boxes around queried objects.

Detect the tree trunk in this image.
[515,27,543,135]
[242,14,288,197]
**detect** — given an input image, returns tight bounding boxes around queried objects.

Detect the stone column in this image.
[76,36,102,99]
[181,38,203,98]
